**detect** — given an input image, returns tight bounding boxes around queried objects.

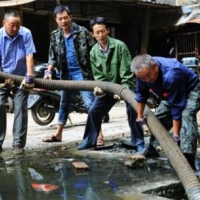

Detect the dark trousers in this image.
[0,88,29,147]
[79,92,144,148]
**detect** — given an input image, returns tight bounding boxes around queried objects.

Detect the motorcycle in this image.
[27,63,110,126]
[169,47,200,76]
[28,88,60,126]
[181,57,200,77]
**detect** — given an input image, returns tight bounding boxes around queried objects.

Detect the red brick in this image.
[72,162,89,175]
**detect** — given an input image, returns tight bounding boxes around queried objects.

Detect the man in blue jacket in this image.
[131,54,200,170]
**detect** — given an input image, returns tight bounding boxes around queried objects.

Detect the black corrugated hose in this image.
[1,72,200,200]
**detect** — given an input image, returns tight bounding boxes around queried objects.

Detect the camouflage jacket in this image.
[48,22,96,80]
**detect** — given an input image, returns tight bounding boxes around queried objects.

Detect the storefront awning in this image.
[149,4,200,30]
[175,4,200,25]
[0,0,35,7]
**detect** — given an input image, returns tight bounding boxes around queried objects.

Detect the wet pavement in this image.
[1,101,200,199]
[0,145,178,200]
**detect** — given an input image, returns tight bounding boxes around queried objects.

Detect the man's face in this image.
[136,64,159,83]
[3,16,20,37]
[91,24,109,46]
[55,11,72,31]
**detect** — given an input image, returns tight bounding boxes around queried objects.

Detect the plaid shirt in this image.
[48,22,96,80]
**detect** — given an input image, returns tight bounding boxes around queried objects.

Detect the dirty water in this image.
[0,140,190,200]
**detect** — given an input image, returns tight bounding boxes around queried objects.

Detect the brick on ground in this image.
[72,162,89,175]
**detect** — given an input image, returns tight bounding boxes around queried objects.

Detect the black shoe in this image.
[184,153,196,170]
[142,144,159,158]
[0,145,2,152]
[13,145,24,154]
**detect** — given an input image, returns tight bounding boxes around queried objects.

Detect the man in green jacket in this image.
[77,17,145,151]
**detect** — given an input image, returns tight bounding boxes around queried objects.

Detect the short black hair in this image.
[4,11,20,20]
[54,5,71,17]
[89,17,109,32]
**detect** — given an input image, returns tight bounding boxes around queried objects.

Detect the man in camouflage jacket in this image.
[42,5,104,143]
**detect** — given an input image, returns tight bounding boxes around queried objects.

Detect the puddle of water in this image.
[0,146,186,200]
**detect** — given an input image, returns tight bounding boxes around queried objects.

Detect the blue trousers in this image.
[57,90,94,125]
[79,92,144,149]
[0,88,29,147]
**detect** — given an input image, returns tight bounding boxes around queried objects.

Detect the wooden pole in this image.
[140,7,151,54]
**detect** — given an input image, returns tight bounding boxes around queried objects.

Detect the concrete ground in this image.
[3,101,130,152]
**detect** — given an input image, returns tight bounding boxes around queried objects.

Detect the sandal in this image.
[42,135,61,143]
[96,136,104,146]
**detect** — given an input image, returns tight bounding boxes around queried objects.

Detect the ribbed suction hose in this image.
[0,72,200,200]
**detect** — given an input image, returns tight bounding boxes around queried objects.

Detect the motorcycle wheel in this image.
[103,113,110,123]
[31,100,55,126]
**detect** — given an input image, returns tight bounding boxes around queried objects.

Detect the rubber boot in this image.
[142,144,159,158]
[184,153,196,171]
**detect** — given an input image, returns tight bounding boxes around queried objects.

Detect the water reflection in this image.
[15,163,26,200]
[0,149,178,200]
[0,158,32,200]
[55,161,120,200]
